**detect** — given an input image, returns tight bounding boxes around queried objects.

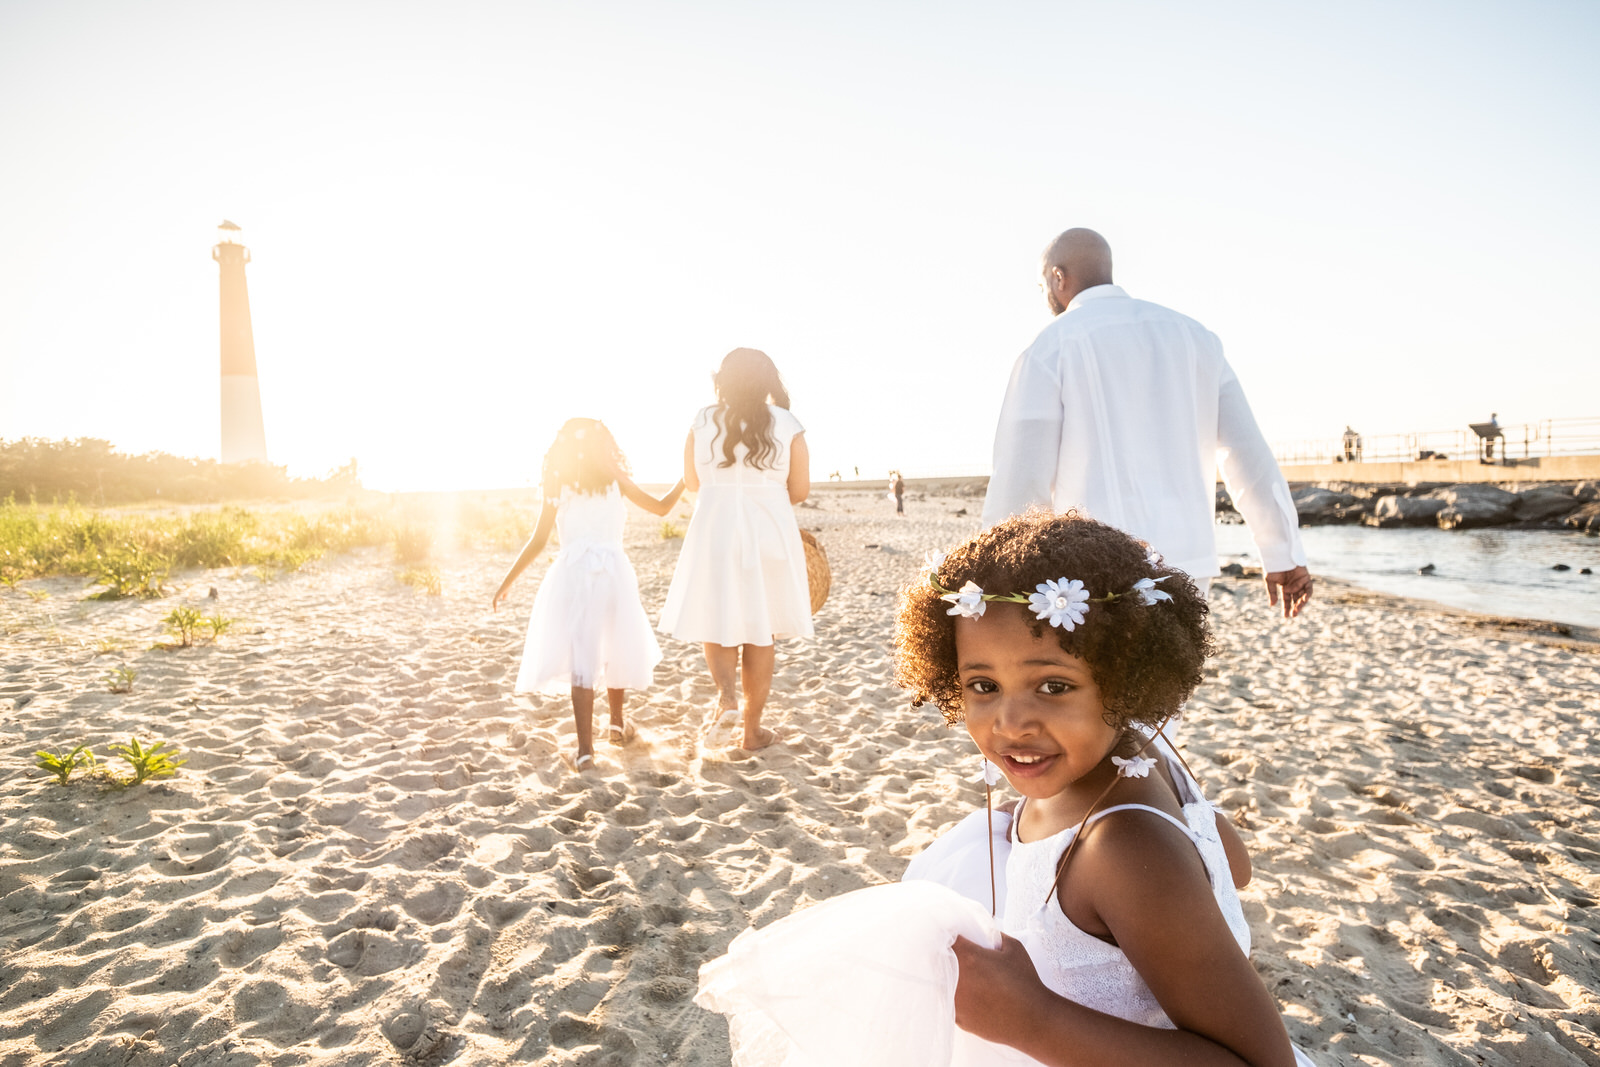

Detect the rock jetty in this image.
[1217,481,1600,532]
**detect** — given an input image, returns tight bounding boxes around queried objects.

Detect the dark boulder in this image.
[1435,484,1518,530]
[1364,494,1447,527]
[1293,486,1364,524]
[1564,502,1600,535]
[1513,483,1587,523]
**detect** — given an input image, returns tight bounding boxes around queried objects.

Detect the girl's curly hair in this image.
[894,512,1214,729]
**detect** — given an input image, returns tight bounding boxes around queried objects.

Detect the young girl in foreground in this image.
[492,419,684,770]
[698,512,1312,1066]
[900,512,1312,1066]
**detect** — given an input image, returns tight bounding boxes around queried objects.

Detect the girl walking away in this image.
[659,348,812,752]
[493,419,685,771]
[696,513,1314,1066]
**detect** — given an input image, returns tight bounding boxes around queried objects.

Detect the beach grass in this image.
[0,495,543,594]
[0,498,392,590]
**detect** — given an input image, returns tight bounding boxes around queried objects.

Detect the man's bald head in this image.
[1042,228,1113,285]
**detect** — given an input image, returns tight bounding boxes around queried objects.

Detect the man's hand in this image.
[1263,565,1312,618]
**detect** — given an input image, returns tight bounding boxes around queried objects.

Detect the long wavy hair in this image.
[541,418,629,496]
[709,348,792,470]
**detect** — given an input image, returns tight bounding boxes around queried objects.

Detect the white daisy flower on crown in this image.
[942,581,987,618]
[1145,548,1163,569]
[1131,576,1173,606]
[1029,577,1090,630]
[923,549,947,574]
[1112,754,1158,778]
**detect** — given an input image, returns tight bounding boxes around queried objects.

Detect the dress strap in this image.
[1083,803,1201,844]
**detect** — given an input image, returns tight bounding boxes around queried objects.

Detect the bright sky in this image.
[2,1,1597,490]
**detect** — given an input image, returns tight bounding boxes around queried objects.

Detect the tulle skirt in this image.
[696,876,1322,1067]
[695,881,1037,1067]
[514,542,662,694]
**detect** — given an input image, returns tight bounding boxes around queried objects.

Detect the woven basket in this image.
[799,529,831,614]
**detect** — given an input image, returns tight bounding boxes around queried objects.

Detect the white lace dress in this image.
[696,738,1316,1066]
[514,485,662,694]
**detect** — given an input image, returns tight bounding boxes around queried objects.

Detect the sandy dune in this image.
[2,488,1598,1065]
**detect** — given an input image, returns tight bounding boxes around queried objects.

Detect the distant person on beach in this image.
[982,227,1312,617]
[892,470,905,515]
[492,419,686,771]
[659,348,812,751]
[1342,425,1361,462]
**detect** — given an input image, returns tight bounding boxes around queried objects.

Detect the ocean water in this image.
[1214,523,1600,629]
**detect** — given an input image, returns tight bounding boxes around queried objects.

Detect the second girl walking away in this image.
[492,418,685,771]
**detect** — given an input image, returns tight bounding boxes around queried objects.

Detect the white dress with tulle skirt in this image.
[514,485,662,694]
[696,736,1317,1066]
[658,404,813,647]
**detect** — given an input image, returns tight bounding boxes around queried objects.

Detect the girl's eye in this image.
[1039,679,1074,695]
[966,679,998,695]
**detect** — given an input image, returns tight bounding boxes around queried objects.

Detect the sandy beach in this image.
[3,487,1599,1066]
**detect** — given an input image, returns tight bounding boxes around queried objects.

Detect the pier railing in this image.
[1273,417,1600,467]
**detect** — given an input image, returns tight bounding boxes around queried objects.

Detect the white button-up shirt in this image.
[981,284,1306,579]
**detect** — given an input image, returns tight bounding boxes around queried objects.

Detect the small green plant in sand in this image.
[35,744,97,785]
[399,566,442,596]
[163,605,204,647]
[24,588,49,603]
[159,607,233,648]
[660,520,685,539]
[108,737,186,785]
[104,666,137,693]
[96,636,124,653]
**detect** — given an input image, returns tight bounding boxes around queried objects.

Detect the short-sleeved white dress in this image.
[514,484,662,694]
[658,404,813,647]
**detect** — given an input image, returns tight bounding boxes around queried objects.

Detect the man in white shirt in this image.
[982,228,1312,616]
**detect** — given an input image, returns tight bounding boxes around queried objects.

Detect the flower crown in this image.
[927,548,1171,630]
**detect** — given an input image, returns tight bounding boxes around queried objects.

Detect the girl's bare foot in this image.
[739,726,777,751]
[702,706,739,746]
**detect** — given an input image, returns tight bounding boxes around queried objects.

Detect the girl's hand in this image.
[491,587,509,612]
[952,934,1050,1045]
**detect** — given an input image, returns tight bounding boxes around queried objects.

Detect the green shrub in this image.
[163,606,204,647]
[108,737,186,784]
[35,744,97,785]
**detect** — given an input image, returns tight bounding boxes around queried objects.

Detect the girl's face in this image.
[955,605,1120,802]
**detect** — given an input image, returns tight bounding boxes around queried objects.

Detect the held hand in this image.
[491,586,509,612]
[952,934,1050,1045]
[1264,565,1313,618]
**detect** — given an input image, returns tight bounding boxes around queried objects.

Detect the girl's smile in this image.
[955,605,1123,827]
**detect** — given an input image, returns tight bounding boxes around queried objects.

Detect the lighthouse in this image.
[213,220,268,464]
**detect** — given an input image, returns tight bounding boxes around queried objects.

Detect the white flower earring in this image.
[980,758,1001,786]
[1112,753,1158,778]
